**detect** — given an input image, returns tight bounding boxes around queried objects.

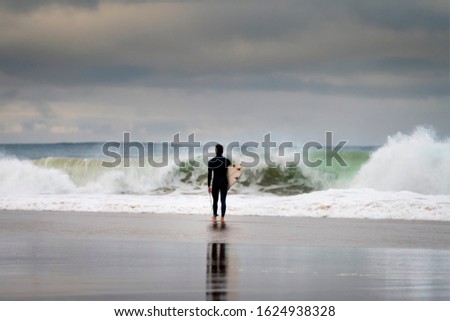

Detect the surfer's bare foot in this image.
[220,217,225,223]
[211,216,217,222]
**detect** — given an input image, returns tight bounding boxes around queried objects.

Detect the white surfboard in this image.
[227,163,244,190]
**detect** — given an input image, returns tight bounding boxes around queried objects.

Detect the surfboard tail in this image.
[227,163,244,190]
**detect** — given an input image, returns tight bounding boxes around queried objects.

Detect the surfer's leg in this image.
[211,186,219,216]
[220,186,228,217]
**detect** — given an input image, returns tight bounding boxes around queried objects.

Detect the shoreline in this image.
[1,210,449,300]
[1,209,449,249]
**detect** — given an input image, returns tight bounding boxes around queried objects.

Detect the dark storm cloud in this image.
[0,0,447,98]
[346,0,449,31]
[0,0,448,143]
[0,0,99,12]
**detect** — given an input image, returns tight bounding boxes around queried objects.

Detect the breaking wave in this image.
[0,127,448,196]
[352,127,450,195]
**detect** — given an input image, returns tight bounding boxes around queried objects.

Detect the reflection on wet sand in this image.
[206,242,228,300]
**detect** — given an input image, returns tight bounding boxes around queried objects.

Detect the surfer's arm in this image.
[207,165,212,188]
[226,159,231,191]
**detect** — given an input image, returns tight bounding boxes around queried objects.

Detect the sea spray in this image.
[0,158,76,195]
[0,127,449,196]
[1,128,450,220]
[351,127,450,194]
[0,151,367,196]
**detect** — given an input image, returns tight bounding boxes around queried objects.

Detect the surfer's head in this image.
[215,144,224,156]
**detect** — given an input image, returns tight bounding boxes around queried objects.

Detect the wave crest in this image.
[0,127,448,196]
[351,127,450,194]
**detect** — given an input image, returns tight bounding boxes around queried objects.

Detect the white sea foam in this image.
[1,127,449,220]
[1,127,449,196]
[352,127,450,194]
[0,158,76,195]
[1,189,449,221]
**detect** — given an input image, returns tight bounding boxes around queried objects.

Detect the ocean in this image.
[1,127,449,221]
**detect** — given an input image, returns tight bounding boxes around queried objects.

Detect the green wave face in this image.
[30,150,371,196]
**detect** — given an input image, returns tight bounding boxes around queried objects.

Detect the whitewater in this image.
[1,127,449,221]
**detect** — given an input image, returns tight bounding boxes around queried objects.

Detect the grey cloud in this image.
[1,1,447,88]
[346,0,449,32]
[0,0,99,12]
[2,85,448,144]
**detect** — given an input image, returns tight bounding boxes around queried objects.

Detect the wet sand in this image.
[0,210,449,300]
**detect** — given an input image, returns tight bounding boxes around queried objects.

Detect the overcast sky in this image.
[0,0,448,145]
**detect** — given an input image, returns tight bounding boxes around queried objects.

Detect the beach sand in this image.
[0,210,449,300]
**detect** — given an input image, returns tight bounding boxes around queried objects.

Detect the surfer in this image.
[208,144,231,222]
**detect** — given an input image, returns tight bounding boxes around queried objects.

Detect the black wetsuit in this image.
[208,156,231,217]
